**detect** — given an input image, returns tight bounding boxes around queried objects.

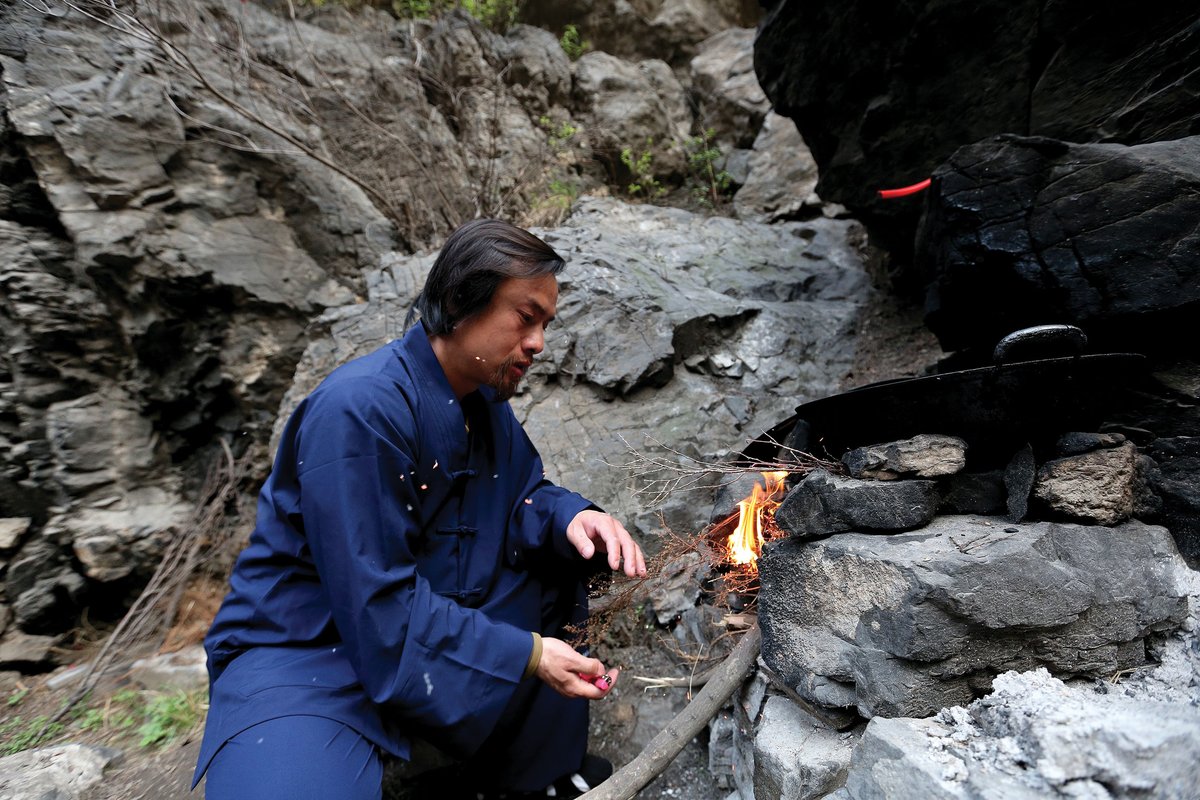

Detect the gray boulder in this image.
[754,696,856,800]
[774,469,940,538]
[522,0,758,67]
[573,51,693,182]
[759,516,1190,719]
[0,518,29,551]
[689,28,769,149]
[57,488,190,583]
[0,630,61,668]
[0,744,122,800]
[496,24,573,115]
[733,112,821,224]
[127,644,208,692]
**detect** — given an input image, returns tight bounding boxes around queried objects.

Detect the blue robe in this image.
[194,324,597,788]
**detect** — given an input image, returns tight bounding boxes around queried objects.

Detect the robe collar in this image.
[393,324,497,468]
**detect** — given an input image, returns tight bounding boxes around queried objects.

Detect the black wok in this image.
[745,326,1147,467]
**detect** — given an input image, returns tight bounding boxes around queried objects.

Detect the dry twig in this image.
[605,432,839,509]
[580,625,762,800]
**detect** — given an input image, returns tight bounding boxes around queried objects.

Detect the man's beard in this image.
[488,355,523,401]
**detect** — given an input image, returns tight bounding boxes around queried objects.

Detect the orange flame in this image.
[726,471,789,571]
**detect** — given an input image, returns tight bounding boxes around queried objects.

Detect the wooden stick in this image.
[580,625,761,800]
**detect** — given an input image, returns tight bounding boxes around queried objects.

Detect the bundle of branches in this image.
[575,434,840,650]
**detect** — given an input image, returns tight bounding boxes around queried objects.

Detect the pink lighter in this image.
[586,673,613,690]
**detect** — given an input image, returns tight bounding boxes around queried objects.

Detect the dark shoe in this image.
[542,754,612,798]
[473,754,613,799]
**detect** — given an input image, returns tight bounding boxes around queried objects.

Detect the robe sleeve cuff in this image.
[523,632,543,679]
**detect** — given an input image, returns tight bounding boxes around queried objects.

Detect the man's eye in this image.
[519,312,533,324]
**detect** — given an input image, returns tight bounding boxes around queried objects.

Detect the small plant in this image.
[79,689,140,735]
[136,689,206,748]
[460,0,519,32]
[79,707,107,732]
[539,116,578,150]
[620,140,666,198]
[0,715,65,756]
[392,0,436,16]
[685,128,732,207]
[6,687,29,707]
[559,24,589,61]
[542,178,579,210]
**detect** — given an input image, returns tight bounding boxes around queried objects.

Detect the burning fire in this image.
[726,471,789,571]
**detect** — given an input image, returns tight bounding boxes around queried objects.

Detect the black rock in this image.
[754,0,1200,254]
[1004,444,1035,523]
[941,470,1006,516]
[1057,432,1126,457]
[916,135,1200,355]
[1141,436,1200,569]
[774,469,939,538]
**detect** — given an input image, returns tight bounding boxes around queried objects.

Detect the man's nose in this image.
[523,328,544,355]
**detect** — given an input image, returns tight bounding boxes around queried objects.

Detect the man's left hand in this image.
[566,510,647,578]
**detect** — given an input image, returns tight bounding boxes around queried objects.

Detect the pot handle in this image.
[993,325,1087,365]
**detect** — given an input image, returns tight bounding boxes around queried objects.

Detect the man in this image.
[193,219,646,799]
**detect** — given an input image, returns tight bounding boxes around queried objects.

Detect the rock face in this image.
[753,0,1200,248]
[281,197,872,539]
[917,135,1200,353]
[759,516,1190,719]
[843,667,1200,800]
[0,0,401,636]
[0,0,791,646]
[522,0,759,67]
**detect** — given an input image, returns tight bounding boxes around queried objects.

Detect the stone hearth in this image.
[706,429,1200,800]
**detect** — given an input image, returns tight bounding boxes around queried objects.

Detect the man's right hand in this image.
[536,637,619,700]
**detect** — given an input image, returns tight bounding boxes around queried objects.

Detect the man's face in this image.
[438,272,558,400]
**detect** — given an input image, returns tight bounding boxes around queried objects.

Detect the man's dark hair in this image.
[405,219,565,335]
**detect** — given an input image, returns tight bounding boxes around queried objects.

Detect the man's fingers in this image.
[622,525,645,577]
[566,519,595,559]
[608,518,645,577]
[566,511,646,576]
